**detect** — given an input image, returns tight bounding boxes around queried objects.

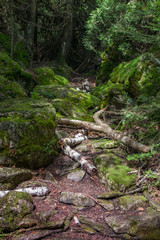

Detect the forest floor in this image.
[6,74,160,240]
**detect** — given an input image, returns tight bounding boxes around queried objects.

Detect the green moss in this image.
[106,165,136,188]
[34,67,70,86]
[0,52,35,92]
[0,75,27,101]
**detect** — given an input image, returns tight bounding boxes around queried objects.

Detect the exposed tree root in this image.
[58,107,150,153]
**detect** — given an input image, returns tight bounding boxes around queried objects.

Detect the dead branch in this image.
[58,106,150,153]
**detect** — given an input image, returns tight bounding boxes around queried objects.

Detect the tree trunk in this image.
[59,0,73,63]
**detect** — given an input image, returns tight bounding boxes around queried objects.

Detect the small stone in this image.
[149,200,160,212]
[117,195,147,211]
[45,171,58,183]
[67,170,85,181]
[105,215,130,234]
[58,191,95,207]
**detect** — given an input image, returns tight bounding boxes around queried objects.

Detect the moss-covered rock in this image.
[34,67,70,86]
[0,52,35,92]
[0,167,32,190]
[0,191,34,233]
[117,195,147,211]
[0,99,58,169]
[94,153,136,191]
[32,85,99,121]
[93,53,160,107]
[0,33,29,67]
[0,75,27,101]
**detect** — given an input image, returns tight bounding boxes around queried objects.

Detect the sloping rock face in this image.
[0,191,34,232]
[0,167,32,190]
[0,99,58,169]
[32,85,99,121]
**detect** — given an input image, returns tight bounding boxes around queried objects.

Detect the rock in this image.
[79,216,107,235]
[43,171,58,183]
[36,210,58,223]
[105,208,160,239]
[105,215,131,234]
[0,191,34,232]
[55,156,80,176]
[117,195,147,211]
[98,199,115,211]
[0,99,58,169]
[58,191,95,207]
[67,170,85,181]
[98,191,122,199]
[0,167,32,190]
[18,216,37,229]
[149,200,160,212]
[94,153,136,191]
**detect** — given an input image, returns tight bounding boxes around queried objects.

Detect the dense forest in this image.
[0,0,160,239]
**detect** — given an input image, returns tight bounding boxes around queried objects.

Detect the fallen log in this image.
[58,111,150,153]
[62,144,97,175]
[0,186,50,198]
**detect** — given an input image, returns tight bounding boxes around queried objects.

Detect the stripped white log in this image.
[61,135,87,146]
[0,186,50,198]
[63,145,97,175]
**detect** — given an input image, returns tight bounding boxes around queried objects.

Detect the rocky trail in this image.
[1,74,160,240]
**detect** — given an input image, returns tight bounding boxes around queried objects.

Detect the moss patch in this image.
[0,52,35,92]
[0,75,27,101]
[34,67,70,86]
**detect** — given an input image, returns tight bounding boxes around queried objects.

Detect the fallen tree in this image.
[58,107,151,153]
[60,132,97,175]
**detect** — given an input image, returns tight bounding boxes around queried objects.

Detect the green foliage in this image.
[83,0,160,59]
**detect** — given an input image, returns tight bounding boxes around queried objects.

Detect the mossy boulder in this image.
[34,67,70,86]
[0,32,29,67]
[0,52,35,92]
[0,75,27,101]
[94,153,136,191]
[0,167,32,190]
[108,53,160,98]
[0,99,58,169]
[32,85,99,121]
[117,195,147,211]
[0,191,34,232]
[93,53,160,107]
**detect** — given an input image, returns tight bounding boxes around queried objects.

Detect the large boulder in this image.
[0,191,34,232]
[0,99,58,169]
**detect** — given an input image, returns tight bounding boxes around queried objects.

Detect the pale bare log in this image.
[61,136,87,146]
[63,145,97,175]
[0,187,50,198]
